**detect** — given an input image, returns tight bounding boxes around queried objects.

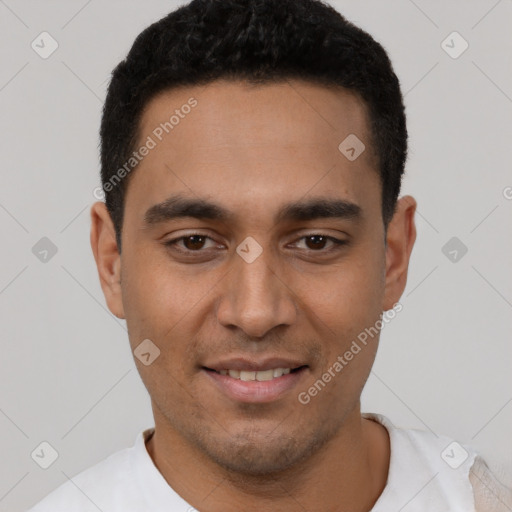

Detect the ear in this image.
[382,195,417,311]
[90,202,125,319]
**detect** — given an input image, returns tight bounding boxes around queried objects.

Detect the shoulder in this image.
[365,412,479,467]
[365,413,478,510]
[470,455,512,512]
[26,442,140,512]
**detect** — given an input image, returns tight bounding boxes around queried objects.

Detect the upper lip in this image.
[203,357,308,372]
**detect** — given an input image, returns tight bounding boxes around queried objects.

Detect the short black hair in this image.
[100,0,407,251]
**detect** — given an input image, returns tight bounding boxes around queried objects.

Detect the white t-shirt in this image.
[26,412,510,511]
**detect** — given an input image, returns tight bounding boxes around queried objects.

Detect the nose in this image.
[216,242,297,339]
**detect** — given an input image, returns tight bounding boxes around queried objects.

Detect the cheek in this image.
[303,261,384,408]
[120,248,222,374]
[121,248,200,331]
[298,250,385,334]
[119,254,201,402]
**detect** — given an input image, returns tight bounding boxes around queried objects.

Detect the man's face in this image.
[93,79,411,475]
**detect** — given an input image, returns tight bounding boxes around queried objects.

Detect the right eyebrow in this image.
[143,195,234,226]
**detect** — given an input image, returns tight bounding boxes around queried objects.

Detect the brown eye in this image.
[164,233,217,253]
[182,235,207,250]
[304,235,328,250]
[293,234,346,252]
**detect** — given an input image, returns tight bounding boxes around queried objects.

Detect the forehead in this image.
[139,79,372,154]
[126,79,380,226]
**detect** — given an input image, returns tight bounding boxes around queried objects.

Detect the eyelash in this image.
[163,232,347,255]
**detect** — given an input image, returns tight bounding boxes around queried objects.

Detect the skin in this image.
[90,79,417,512]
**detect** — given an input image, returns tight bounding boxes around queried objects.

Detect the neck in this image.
[145,405,390,512]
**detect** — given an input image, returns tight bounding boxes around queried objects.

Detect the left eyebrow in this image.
[274,196,362,224]
[143,193,362,227]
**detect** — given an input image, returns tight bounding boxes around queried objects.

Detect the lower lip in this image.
[203,367,308,403]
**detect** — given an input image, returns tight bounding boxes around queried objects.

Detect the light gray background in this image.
[0,1,511,510]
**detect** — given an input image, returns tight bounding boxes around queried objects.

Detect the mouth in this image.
[203,366,307,381]
[202,364,309,403]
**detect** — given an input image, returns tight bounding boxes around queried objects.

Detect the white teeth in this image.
[219,368,294,381]
[240,370,256,381]
[256,369,274,381]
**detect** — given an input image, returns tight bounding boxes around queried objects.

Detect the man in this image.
[28,0,511,510]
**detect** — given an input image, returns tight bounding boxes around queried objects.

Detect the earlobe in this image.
[90,202,125,319]
[382,195,417,311]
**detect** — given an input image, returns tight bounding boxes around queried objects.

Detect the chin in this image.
[198,426,333,477]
